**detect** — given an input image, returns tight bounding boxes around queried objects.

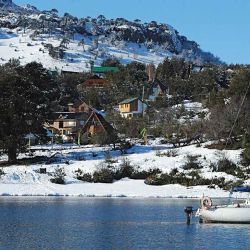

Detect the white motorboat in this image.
[195,196,250,223]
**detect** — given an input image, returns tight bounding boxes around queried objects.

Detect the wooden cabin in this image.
[68,100,92,114]
[45,112,89,141]
[82,112,115,136]
[83,75,107,88]
[118,97,147,118]
[148,79,168,102]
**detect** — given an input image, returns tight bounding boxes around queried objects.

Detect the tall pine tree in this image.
[0,61,59,163]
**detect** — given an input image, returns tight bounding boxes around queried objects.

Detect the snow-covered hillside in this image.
[0,28,174,73]
[0,142,248,198]
[0,1,221,72]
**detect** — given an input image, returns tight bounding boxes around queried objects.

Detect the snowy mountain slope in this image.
[0,28,173,72]
[0,1,221,72]
[0,0,39,13]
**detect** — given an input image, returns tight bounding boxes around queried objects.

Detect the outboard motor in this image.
[184,206,194,225]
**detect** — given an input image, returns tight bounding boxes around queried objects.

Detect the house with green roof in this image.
[91,66,119,74]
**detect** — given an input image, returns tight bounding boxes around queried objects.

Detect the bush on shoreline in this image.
[144,170,243,190]
[75,168,93,182]
[93,166,114,183]
[72,158,246,189]
[50,167,66,184]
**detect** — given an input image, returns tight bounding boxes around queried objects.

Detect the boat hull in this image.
[198,207,250,223]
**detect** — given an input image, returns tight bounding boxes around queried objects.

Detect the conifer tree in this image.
[0,61,59,163]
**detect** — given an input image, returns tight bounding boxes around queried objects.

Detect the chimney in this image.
[146,63,155,82]
[68,103,74,112]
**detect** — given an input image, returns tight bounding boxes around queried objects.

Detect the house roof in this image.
[92,66,119,73]
[83,75,107,85]
[50,112,89,121]
[68,100,90,109]
[87,75,102,80]
[119,97,139,105]
[61,69,83,74]
[82,112,115,135]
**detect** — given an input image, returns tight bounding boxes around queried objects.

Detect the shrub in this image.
[241,148,250,166]
[188,170,201,180]
[169,168,179,176]
[144,174,162,185]
[114,158,162,180]
[114,158,134,180]
[130,168,162,180]
[216,157,241,177]
[75,169,92,182]
[217,157,235,172]
[183,155,202,170]
[144,172,230,188]
[210,162,217,172]
[93,166,114,183]
[48,45,64,59]
[0,168,5,177]
[50,167,66,184]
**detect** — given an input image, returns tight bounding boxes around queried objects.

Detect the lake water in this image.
[0,197,250,250]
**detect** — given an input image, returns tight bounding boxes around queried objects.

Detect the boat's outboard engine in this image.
[184,206,194,225]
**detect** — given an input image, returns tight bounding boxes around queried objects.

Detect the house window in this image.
[59,121,63,128]
[68,121,76,127]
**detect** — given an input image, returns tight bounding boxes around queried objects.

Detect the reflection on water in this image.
[0,197,249,249]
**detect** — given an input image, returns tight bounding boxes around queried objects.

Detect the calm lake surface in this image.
[0,197,250,250]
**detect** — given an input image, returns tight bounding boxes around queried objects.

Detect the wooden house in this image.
[81,112,115,139]
[148,79,168,101]
[45,112,89,141]
[118,97,147,118]
[83,75,107,88]
[68,100,92,114]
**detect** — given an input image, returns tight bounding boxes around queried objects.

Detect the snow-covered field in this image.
[0,141,248,198]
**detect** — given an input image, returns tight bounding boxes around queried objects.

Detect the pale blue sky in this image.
[15,0,250,64]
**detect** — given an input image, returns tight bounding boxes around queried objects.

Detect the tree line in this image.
[1,58,250,163]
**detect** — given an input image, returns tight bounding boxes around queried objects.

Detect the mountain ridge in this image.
[0,1,222,72]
